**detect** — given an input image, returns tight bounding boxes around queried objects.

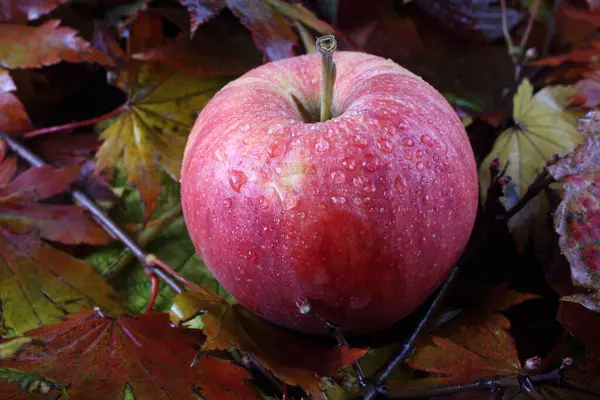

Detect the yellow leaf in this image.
[96,63,229,220]
[479,79,583,250]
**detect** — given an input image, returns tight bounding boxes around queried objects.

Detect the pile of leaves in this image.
[1,0,600,399]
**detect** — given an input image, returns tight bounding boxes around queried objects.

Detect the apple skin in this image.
[180,51,478,335]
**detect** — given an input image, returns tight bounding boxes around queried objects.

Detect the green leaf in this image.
[0,368,68,398]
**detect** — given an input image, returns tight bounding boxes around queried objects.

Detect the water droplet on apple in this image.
[377,138,393,153]
[267,140,283,157]
[259,196,269,209]
[240,124,250,132]
[228,170,247,192]
[426,160,432,169]
[244,197,253,206]
[353,197,362,205]
[352,135,369,148]
[284,191,300,210]
[213,149,227,162]
[342,157,357,170]
[362,154,380,172]
[402,137,415,147]
[415,149,424,158]
[420,134,433,147]
[416,161,424,171]
[423,194,430,203]
[331,196,346,204]
[349,293,372,309]
[353,176,368,188]
[403,149,413,160]
[296,297,311,314]
[330,170,346,184]
[364,181,377,193]
[395,176,406,193]
[223,198,232,208]
[245,251,258,261]
[315,139,330,152]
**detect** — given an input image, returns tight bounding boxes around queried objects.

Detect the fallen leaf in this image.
[0,92,33,135]
[533,41,600,67]
[479,79,583,251]
[0,160,123,336]
[0,368,67,397]
[558,301,600,359]
[415,0,526,42]
[96,61,228,220]
[132,13,262,76]
[408,313,520,385]
[0,0,70,22]
[179,0,333,61]
[0,310,260,399]
[0,20,114,70]
[549,111,600,312]
[572,70,600,108]
[170,289,367,396]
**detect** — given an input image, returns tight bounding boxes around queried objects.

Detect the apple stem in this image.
[317,35,337,122]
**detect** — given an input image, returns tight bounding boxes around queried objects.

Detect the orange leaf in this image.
[0,310,260,399]
[170,289,367,396]
[0,20,114,70]
[0,92,33,135]
[408,314,521,385]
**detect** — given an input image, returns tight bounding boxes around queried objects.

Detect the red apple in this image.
[180,51,478,335]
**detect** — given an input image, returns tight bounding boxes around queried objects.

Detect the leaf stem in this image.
[0,131,182,294]
[22,104,126,139]
[317,35,337,122]
[358,266,460,400]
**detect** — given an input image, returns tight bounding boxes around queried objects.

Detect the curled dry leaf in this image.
[479,79,582,251]
[0,159,124,336]
[170,289,367,397]
[549,110,600,312]
[0,310,260,399]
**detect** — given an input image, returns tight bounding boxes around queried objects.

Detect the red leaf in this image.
[573,71,600,108]
[0,310,260,399]
[179,0,225,33]
[0,92,33,135]
[0,0,70,22]
[533,41,600,67]
[171,289,367,396]
[0,67,15,91]
[0,20,114,70]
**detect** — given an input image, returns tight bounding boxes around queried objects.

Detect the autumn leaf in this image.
[0,159,124,336]
[408,313,520,385]
[548,111,600,312]
[132,13,262,76]
[0,310,260,399]
[0,0,70,22]
[479,79,583,250]
[170,289,367,396]
[0,92,33,136]
[96,61,229,220]
[572,70,600,108]
[179,0,333,61]
[0,20,114,70]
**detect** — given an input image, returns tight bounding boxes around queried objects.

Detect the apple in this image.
[180,51,478,335]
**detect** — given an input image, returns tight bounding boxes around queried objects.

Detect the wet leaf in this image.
[96,60,229,220]
[0,160,124,336]
[0,92,33,135]
[179,0,333,61]
[0,310,260,399]
[549,111,600,312]
[0,20,114,70]
[170,289,367,396]
[408,313,520,385]
[0,0,70,22]
[0,368,67,397]
[479,79,583,250]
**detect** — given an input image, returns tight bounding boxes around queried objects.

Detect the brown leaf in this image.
[0,92,33,136]
[132,14,262,76]
[0,20,114,70]
[572,71,600,108]
[408,314,520,385]
[0,310,260,399]
[179,0,333,61]
[0,161,122,335]
[0,0,70,22]
[0,67,15,92]
[170,289,367,396]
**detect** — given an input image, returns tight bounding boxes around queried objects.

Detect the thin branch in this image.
[519,0,540,54]
[357,266,461,400]
[503,169,554,221]
[22,105,126,139]
[500,0,514,49]
[0,131,182,294]
[381,368,600,399]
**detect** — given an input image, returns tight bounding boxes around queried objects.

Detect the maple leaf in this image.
[0,0,70,22]
[0,20,114,70]
[408,313,520,385]
[479,79,583,251]
[170,289,367,396]
[0,310,260,399]
[0,158,124,336]
[96,61,229,220]
[548,110,600,312]
[179,0,333,61]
